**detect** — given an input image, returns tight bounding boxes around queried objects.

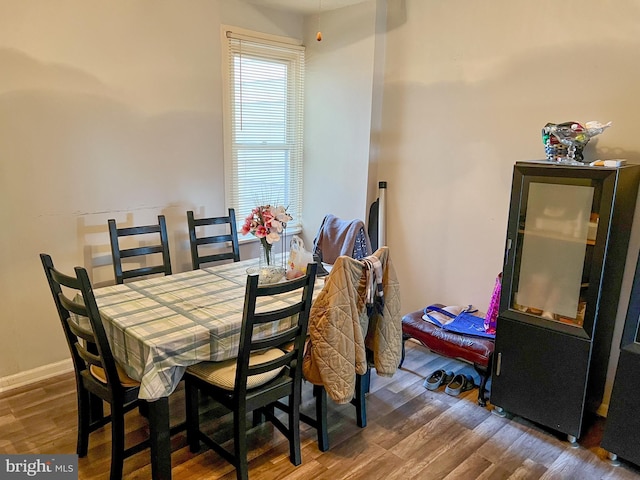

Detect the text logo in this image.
[1,455,78,479]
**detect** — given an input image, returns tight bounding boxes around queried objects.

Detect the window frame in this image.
[221,26,305,236]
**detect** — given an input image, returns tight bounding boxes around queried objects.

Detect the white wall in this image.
[376,0,640,410]
[301,1,378,246]
[0,0,303,380]
[379,0,640,311]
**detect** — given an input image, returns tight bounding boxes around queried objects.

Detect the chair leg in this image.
[252,409,265,427]
[353,370,368,428]
[234,408,249,480]
[289,393,302,466]
[264,404,275,419]
[89,392,105,424]
[76,386,90,457]
[313,385,329,452]
[138,400,149,418]
[110,405,125,480]
[185,379,200,452]
[362,367,371,394]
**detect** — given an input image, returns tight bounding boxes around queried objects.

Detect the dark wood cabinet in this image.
[601,250,640,466]
[491,162,640,443]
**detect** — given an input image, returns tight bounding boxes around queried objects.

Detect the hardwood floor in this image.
[2,340,639,479]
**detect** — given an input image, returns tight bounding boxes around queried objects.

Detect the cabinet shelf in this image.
[517,229,596,246]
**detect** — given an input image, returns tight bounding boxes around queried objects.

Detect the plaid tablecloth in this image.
[93,259,321,400]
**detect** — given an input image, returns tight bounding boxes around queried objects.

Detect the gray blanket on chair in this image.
[313,214,371,264]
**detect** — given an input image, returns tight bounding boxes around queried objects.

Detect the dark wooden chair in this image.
[298,227,377,452]
[108,215,172,284]
[187,209,240,269]
[184,263,318,480]
[40,253,147,480]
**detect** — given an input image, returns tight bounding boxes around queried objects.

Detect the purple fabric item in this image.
[313,214,372,265]
[484,273,502,334]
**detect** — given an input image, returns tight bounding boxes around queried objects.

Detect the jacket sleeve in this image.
[365,247,402,377]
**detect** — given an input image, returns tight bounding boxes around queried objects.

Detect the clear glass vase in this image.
[259,240,273,268]
[250,240,284,284]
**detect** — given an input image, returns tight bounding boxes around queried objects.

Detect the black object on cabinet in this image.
[491,162,640,444]
[601,249,640,467]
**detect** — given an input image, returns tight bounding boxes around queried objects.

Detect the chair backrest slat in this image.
[250,326,299,351]
[247,351,294,376]
[119,245,165,258]
[121,265,169,281]
[75,341,102,368]
[66,317,96,344]
[197,234,235,246]
[253,305,303,326]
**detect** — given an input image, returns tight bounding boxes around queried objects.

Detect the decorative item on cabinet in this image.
[542,121,612,165]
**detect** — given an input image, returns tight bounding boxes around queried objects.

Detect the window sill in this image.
[237,227,303,245]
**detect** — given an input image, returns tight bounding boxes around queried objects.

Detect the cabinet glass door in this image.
[500,164,615,338]
[509,176,602,331]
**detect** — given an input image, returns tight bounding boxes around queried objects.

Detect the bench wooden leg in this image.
[474,354,493,407]
[399,333,410,367]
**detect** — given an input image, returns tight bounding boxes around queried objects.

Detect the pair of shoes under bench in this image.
[424,369,476,396]
[444,373,475,396]
[423,369,454,391]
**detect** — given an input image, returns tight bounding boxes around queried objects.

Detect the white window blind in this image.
[223,30,305,232]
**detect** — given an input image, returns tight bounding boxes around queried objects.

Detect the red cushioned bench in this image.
[400,306,494,406]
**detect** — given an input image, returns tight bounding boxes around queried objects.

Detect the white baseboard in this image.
[0,359,74,394]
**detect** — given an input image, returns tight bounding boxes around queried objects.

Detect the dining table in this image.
[91,257,323,480]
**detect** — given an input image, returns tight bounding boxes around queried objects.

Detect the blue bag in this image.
[423,304,495,339]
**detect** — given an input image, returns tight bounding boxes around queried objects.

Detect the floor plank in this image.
[1,341,639,479]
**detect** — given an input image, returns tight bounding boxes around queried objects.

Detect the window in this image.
[223,29,305,232]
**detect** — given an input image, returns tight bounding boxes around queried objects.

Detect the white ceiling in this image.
[243,0,365,15]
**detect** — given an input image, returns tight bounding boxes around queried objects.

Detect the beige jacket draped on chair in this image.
[302,246,402,404]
